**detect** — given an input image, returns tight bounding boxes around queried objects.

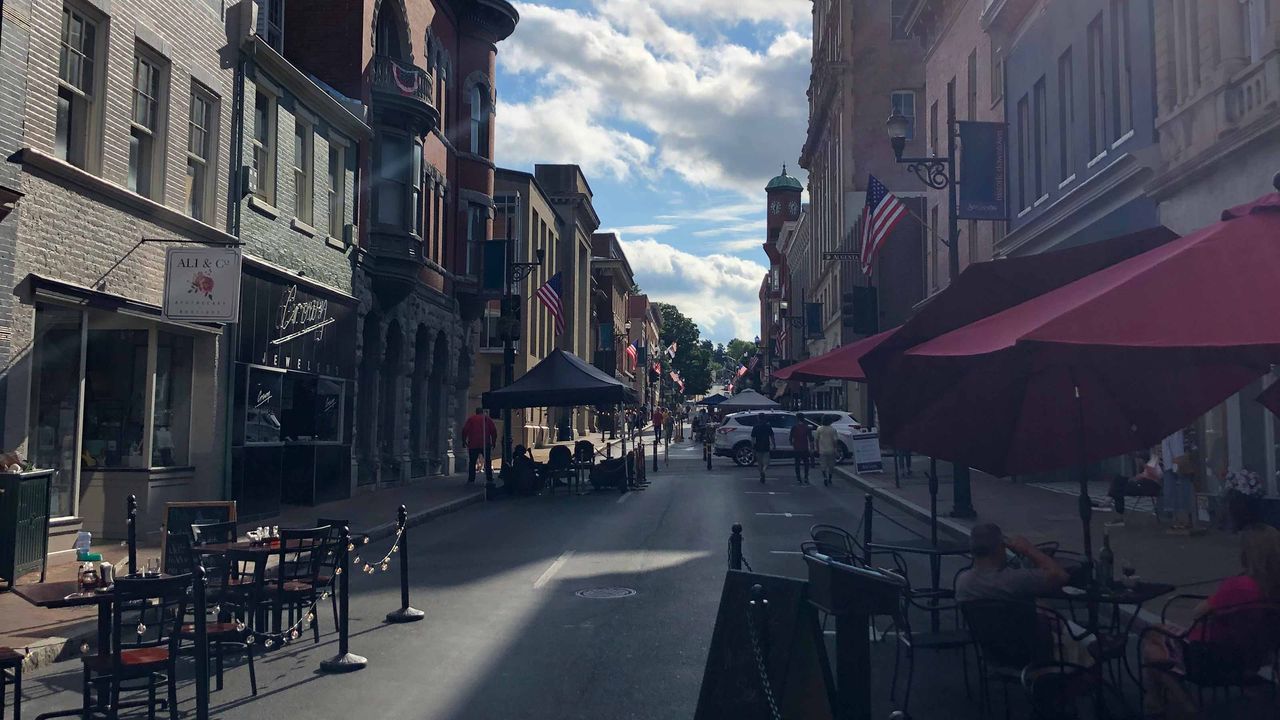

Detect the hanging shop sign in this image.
[237,266,356,377]
[852,431,884,474]
[162,247,242,322]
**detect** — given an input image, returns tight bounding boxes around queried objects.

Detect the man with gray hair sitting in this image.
[955,523,1070,602]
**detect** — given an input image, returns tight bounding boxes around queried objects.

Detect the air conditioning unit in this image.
[342,223,357,245]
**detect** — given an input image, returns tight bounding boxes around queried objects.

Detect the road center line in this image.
[755,512,814,518]
[616,492,632,504]
[744,491,791,495]
[533,550,574,589]
[769,550,803,555]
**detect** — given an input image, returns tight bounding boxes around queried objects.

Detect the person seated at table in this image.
[1105,451,1163,525]
[956,523,1070,602]
[505,445,542,495]
[1141,523,1280,719]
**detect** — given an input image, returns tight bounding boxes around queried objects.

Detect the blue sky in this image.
[494,1,812,343]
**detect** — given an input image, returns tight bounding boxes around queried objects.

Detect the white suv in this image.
[713,411,855,466]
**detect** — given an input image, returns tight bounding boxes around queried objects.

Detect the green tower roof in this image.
[765,164,803,192]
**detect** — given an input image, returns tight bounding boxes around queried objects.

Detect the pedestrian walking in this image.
[663,411,675,443]
[750,419,775,484]
[461,408,498,484]
[651,407,664,442]
[789,419,813,485]
[815,417,839,486]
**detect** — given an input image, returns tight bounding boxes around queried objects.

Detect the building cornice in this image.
[243,36,371,140]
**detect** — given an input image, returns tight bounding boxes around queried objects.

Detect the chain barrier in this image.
[745,596,782,720]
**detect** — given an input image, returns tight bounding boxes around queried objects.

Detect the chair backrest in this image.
[314,519,347,572]
[574,440,595,462]
[809,524,861,562]
[164,530,195,576]
[111,574,191,665]
[548,445,573,470]
[276,526,333,585]
[1185,602,1280,679]
[961,599,1053,670]
[223,548,267,606]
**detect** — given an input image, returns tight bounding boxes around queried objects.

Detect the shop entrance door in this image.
[29,305,86,519]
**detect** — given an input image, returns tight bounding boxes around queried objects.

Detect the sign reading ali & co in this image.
[162,247,242,323]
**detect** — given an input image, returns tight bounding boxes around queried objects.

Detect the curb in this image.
[833,466,972,544]
[17,489,487,672]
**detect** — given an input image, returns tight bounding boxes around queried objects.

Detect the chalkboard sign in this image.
[695,570,835,720]
[160,501,237,573]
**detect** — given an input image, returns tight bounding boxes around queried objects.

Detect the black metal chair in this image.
[81,574,191,720]
[545,445,575,495]
[809,523,863,565]
[191,521,237,602]
[178,550,260,696]
[1,647,23,720]
[267,527,333,643]
[1140,596,1280,714]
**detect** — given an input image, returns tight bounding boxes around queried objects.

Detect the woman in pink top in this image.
[1142,524,1280,718]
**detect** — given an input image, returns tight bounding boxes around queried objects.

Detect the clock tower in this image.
[765,165,803,244]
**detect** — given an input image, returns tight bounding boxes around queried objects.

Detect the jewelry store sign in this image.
[162,247,242,323]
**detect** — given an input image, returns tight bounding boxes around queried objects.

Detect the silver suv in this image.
[713,411,853,467]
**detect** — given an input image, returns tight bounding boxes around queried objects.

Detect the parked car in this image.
[713,410,860,467]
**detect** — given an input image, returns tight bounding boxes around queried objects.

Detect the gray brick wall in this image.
[237,64,358,295]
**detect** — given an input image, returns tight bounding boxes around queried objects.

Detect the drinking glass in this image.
[1121,560,1137,588]
[145,557,160,577]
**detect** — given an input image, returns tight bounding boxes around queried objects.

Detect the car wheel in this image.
[835,442,850,465]
[733,443,756,467]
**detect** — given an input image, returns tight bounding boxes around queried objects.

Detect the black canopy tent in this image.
[696,393,728,406]
[481,349,638,410]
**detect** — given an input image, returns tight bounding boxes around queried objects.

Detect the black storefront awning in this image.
[14,273,222,334]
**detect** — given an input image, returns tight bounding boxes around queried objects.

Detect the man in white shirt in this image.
[815,417,840,487]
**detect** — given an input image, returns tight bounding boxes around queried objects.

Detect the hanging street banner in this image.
[162,247,242,323]
[957,121,1008,221]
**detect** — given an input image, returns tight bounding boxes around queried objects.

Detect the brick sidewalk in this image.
[0,475,483,669]
[838,453,1243,625]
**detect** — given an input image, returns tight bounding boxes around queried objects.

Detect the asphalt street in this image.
[19,437,980,720]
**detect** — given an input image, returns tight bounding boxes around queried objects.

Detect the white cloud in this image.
[622,237,765,342]
[605,223,677,236]
[716,237,765,252]
[692,220,766,237]
[499,3,811,197]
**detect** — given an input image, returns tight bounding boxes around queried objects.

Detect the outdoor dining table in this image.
[867,537,970,632]
[1039,579,1178,686]
[13,575,204,720]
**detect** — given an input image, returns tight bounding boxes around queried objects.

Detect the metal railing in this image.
[371,55,434,107]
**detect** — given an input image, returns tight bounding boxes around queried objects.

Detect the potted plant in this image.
[1221,469,1264,531]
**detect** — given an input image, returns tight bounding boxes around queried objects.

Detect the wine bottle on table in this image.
[1097,529,1115,588]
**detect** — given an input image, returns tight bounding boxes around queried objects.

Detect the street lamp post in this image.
[886,106,976,519]
[501,229,544,487]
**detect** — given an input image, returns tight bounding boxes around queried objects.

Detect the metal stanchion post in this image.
[385,506,424,623]
[320,526,367,673]
[728,523,743,570]
[194,565,210,720]
[126,494,137,576]
[653,435,660,472]
[863,494,874,565]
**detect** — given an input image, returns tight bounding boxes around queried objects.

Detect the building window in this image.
[327,141,346,238]
[252,91,276,203]
[374,133,423,234]
[1017,94,1030,210]
[991,47,1004,103]
[255,0,284,51]
[470,85,490,156]
[57,4,99,170]
[890,0,911,40]
[293,114,314,225]
[929,204,940,290]
[129,50,166,199]
[1087,15,1108,157]
[890,90,916,141]
[1110,0,1132,138]
[1243,0,1271,64]
[481,311,502,351]
[1033,77,1047,199]
[152,332,193,466]
[411,150,423,237]
[465,204,487,276]
[1058,49,1074,180]
[966,50,978,120]
[186,85,216,221]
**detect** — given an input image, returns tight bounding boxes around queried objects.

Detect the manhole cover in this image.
[574,587,637,599]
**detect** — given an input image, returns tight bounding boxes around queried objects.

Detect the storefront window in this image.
[152,332,193,466]
[30,305,84,517]
[81,328,148,469]
[245,367,284,444]
[316,378,343,442]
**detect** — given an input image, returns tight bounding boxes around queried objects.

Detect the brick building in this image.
[0,0,239,538]
[589,232,633,390]
[626,294,661,409]
[282,0,518,486]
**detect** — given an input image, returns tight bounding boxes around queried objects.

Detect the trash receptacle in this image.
[0,469,53,590]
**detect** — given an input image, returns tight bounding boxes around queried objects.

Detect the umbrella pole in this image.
[929,457,939,549]
[1072,379,1099,632]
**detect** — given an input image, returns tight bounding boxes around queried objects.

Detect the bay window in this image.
[374,132,424,235]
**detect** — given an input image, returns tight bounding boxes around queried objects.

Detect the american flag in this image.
[860,175,908,276]
[625,341,638,369]
[747,356,759,372]
[775,323,788,358]
[670,371,684,392]
[535,272,566,335]
[735,364,748,378]
[666,342,677,359]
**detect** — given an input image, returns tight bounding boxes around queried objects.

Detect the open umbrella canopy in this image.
[716,389,780,411]
[697,393,728,406]
[869,193,1280,478]
[775,328,899,383]
[482,349,638,410]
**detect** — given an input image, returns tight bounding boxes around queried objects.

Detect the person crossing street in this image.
[789,418,813,485]
[461,408,498,484]
[815,416,839,486]
[750,418,775,484]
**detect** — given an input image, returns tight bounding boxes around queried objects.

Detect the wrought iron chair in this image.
[191,521,237,602]
[267,526,333,644]
[81,574,191,720]
[808,523,863,565]
[545,445,575,495]
[1140,596,1280,713]
[178,549,261,696]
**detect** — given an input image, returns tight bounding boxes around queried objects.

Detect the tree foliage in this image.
[653,302,713,397]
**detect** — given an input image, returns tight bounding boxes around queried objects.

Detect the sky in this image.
[494,0,812,344]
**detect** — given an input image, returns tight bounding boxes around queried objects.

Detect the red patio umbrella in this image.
[866,192,1280,572]
[775,328,899,382]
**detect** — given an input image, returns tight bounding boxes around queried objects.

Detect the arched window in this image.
[470,85,490,156]
[375,7,405,59]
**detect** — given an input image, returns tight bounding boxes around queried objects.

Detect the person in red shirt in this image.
[461,408,498,484]
[789,419,814,485]
[651,408,665,441]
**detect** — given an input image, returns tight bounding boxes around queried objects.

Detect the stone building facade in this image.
[0,0,238,538]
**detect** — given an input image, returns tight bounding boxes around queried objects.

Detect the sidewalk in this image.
[0,475,483,669]
[838,454,1243,624]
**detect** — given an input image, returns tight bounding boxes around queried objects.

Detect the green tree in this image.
[653,302,713,397]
